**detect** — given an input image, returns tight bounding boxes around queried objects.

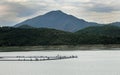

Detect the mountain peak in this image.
[44,10,67,16]
[53,10,63,13]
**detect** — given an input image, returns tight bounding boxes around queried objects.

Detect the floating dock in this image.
[0,55,78,61]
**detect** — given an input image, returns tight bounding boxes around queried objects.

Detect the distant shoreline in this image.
[0,44,120,52]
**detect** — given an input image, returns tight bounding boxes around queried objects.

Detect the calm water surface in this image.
[0,50,120,75]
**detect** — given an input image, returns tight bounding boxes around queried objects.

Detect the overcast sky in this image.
[0,0,120,26]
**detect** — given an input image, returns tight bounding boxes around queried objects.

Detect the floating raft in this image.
[0,55,78,61]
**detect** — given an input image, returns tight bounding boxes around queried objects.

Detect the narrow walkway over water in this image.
[0,55,78,61]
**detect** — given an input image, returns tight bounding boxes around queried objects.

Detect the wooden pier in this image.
[0,55,78,61]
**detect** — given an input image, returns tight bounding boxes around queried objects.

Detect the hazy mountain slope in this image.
[18,25,35,29]
[110,22,120,26]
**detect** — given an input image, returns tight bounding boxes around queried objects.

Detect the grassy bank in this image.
[0,44,120,52]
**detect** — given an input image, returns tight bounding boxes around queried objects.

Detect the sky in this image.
[0,0,120,26]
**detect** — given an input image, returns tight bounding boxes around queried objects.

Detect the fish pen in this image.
[0,55,78,61]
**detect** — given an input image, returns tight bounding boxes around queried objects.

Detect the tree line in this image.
[0,26,120,46]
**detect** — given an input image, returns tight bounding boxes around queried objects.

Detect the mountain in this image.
[0,26,120,47]
[0,27,75,46]
[75,25,120,44]
[15,10,100,32]
[76,25,120,37]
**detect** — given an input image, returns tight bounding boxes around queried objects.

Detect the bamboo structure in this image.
[0,55,78,61]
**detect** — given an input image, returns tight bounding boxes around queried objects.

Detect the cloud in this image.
[88,4,114,13]
[3,3,38,17]
[0,0,51,26]
[0,0,120,26]
[84,2,120,13]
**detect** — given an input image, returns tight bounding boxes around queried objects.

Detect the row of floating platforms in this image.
[0,55,78,61]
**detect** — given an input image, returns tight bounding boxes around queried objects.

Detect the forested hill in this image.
[76,25,120,36]
[0,27,76,46]
[75,25,120,44]
[0,25,120,46]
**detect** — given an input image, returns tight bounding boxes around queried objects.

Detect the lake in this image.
[0,50,120,75]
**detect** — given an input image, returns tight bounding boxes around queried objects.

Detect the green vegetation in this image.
[0,25,120,46]
[75,25,120,44]
[0,27,75,46]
